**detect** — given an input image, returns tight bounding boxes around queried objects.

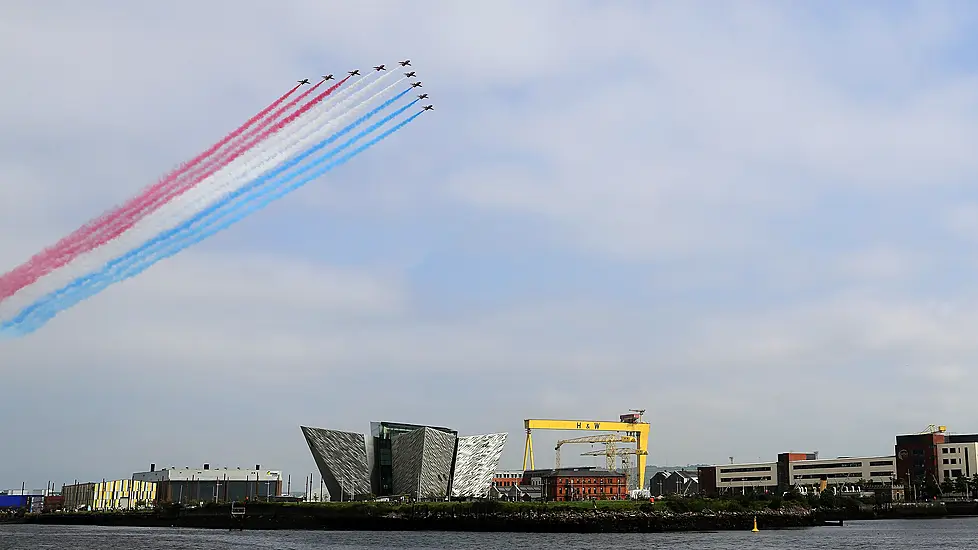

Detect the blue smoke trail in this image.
[4,110,425,336]
[2,94,417,331]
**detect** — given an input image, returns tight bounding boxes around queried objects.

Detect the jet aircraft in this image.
[417,94,428,99]
[422,105,434,111]
[373,64,386,71]
[399,60,411,66]
[411,81,422,88]
[348,70,360,76]
[404,71,416,78]
[298,79,310,85]
[321,74,334,81]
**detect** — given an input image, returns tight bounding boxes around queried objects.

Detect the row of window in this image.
[556,487,623,495]
[943,458,961,465]
[793,462,864,470]
[793,471,894,480]
[719,466,772,474]
[942,447,962,454]
[719,476,773,483]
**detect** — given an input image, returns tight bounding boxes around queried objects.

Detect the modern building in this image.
[301,420,507,501]
[699,453,897,496]
[301,427,373,500]
[93,479,157,510]
[132,463,282,504]
[893,431,978,487]
[785,455,896,488]
[649,470,699,496]
[937,440,978,481]
[522,467,628,501]
[699,461,778,496]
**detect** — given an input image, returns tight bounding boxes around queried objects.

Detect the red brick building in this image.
[523,467,627,501]
[492,471,524,489]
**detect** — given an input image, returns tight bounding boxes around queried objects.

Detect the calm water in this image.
[1,518,977,549]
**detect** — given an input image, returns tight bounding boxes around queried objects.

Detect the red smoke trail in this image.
[160,80,326,205]
[0,81,321,302]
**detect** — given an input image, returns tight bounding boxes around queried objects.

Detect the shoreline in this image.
[7,500,978,533]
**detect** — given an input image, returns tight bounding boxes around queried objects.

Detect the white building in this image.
[714,461,778,493]
[937,442,978,481]
[787,455,896,488]
[132,463,283,504]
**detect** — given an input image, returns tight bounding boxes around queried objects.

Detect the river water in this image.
[2,518,977,549]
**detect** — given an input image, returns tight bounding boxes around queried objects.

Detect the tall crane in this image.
[580,444,648,472]
[554,434,637,469]
[523,409,651,490]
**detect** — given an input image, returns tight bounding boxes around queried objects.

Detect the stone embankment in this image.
[24,503,816,532]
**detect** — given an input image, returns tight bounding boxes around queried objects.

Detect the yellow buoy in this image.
[752,516,759,532]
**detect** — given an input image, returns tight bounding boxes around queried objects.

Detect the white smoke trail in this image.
[0,72,406,321]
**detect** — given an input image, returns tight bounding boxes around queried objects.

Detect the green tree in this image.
[954,476,969,495]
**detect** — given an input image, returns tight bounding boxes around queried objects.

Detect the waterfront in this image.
[2,518,978,549]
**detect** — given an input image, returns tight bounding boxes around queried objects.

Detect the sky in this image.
[2,0,978,489]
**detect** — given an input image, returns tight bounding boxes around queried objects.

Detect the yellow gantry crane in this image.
[554,434,637,469]
[581,444,648,472]
[523,409,651,490]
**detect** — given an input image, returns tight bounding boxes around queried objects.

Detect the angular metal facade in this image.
[451,432,508,498]
[391,427,457,498]
[301,426,372,500]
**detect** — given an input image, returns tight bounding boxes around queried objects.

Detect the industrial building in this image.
[301,420,507,501]
[61,480,156,511]
[93,479,157,510]
[62,482,96,511]
[132,464,282,504]
[492,470,524,488]
[649,470,699,496]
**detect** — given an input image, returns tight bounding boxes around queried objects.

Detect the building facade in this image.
[391,426,457,499]
[301,427,373,500]
[649,470,699,496]
[524,467,627,501]
[895,432,946,487]
[493,470,524,489]
[302,420,507,501]
[132,464,282,504]
[785,456,896,488]
[62,482,96,511]
[93,479,157,510]
[937,441,978,481]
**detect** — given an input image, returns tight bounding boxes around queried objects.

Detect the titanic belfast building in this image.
[301,421,507,501]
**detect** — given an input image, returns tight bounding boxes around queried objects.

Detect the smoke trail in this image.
[0,78,349,305]
[0,83,306,301]
[3,109,424,336]
[5,95,418,326]
[0,74,401,320]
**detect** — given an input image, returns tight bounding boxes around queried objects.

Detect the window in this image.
[944,459,950,464]
[869,460,892,467]
[943,448,949,454]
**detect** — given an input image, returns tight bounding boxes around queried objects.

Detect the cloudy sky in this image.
[2,0,978,489]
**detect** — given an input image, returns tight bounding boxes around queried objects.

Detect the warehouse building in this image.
[62,482,96,511]
[94,479,157,510]
[132,463,282,504]
[700,453,897,496]
[649,470,699,496]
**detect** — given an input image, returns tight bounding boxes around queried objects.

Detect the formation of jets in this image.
[299,61,432,110]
